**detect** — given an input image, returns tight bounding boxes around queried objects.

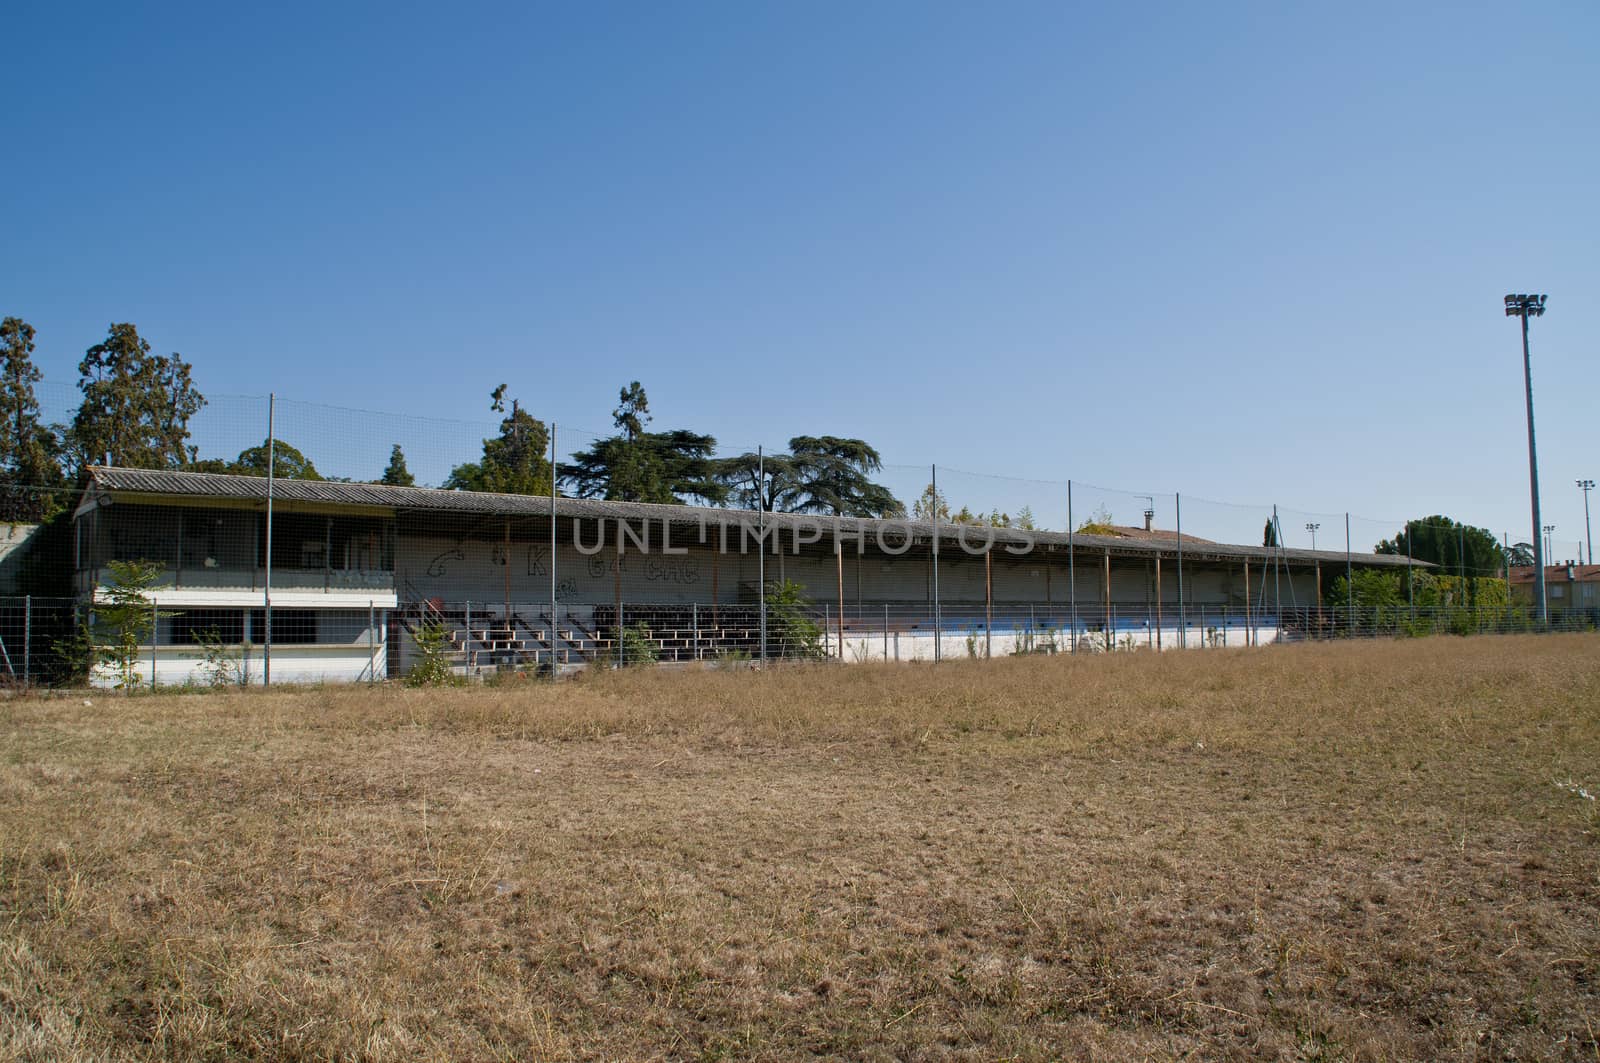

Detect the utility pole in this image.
[1306,522,1319,550]
[1505,294,1548,624]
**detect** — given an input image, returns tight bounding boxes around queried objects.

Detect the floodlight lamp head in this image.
[1504,293,1548,317]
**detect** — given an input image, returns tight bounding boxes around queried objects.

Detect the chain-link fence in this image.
[5,383,1595,688]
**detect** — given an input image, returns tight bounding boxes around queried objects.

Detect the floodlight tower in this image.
[1305,522,1320,550]
[1578,479,1594,565]
[1506,294,1549,623]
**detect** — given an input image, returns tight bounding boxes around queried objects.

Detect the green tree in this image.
[784,436,900,517]
[1507,541,1535,567]
[232,439,323,480]
[565,430,724,504]
[714,451,795,511]
[380,443,415,486]
[911,483,950,523]
[445,385,552,495]
[563,383,723,504]
[0,316,66,520]
[1077,504,1118,536]
[1377,517,1506,579]
[192,439,323,480]
[716,437,899,517]
[71,323,204,471]
[92,559,166,689]
[613,380,649,441]
[766,579,825,660]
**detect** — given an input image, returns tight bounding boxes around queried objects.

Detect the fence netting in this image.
[2,382,1592,687]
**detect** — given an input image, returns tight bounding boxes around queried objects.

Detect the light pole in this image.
[1506,294,1548,624]
[1578,479,1594,565]
[1305,522,1319,550]
[1543,525,1555,564]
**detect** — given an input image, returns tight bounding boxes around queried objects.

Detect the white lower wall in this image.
[92,644,386,688]
[838,623,1286,662]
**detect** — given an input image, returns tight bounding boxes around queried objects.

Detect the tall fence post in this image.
[264,392,275,687]
[368,600,376,685]
[757,446,767,665]
[150,598,158,690]
[692,602,700,661]
[550,423,558,677]
[23,595,30,687]
[1176,493,1185,649]
[1345,512,1353,637]
[1068,480,1076,654]
[883,603,889,661]
[931,464,941,662]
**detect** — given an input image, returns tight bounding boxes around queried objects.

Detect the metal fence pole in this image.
[1068,480,1076,654]
[1175,493,1185,649]
[1345,512,1353,637]
[150,598,158,690]
[757,446,767,665]
[23,595,30,687]
[883,603,889,661]
[931,464,941,662]
[264,392,274,686]
[550,423,558,675]
[368,600,376,685]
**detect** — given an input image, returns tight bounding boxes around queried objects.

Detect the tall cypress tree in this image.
[70,323,205,471]
[0,316,65,520]
[381,444,415,486]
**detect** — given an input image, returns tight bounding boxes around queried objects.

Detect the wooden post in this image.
[1243,560,1252,647]
[1103,549,1112,630]
[503,518,512,625]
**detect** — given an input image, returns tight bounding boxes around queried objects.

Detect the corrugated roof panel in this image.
[84,467,1425,568]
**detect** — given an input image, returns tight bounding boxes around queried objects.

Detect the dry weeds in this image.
[2,635,1598,1061]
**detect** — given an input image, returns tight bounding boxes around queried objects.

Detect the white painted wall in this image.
[91,643,386,688]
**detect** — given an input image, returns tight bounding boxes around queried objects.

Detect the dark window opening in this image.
[168,609,246,645]
[249,608,318,644]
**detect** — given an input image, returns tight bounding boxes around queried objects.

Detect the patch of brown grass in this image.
[2,635,1598,1060]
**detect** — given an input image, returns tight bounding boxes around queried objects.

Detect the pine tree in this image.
[70,323,204,471]
[563,382,723,504]
[0,316,65,520]
[445,385,551,494]
[381,444,415,486]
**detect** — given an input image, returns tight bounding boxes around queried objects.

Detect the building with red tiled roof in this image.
[1509,564,1600,612]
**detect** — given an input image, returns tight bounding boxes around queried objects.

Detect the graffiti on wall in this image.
[426,545,465,577]
[644,558,699,584]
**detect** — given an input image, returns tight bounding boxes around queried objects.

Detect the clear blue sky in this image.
[4,2,1596,551]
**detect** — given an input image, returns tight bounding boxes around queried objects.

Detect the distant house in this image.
[1509,564,1600,613]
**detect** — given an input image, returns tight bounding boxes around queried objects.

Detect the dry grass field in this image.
[2,636,1599,1061]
